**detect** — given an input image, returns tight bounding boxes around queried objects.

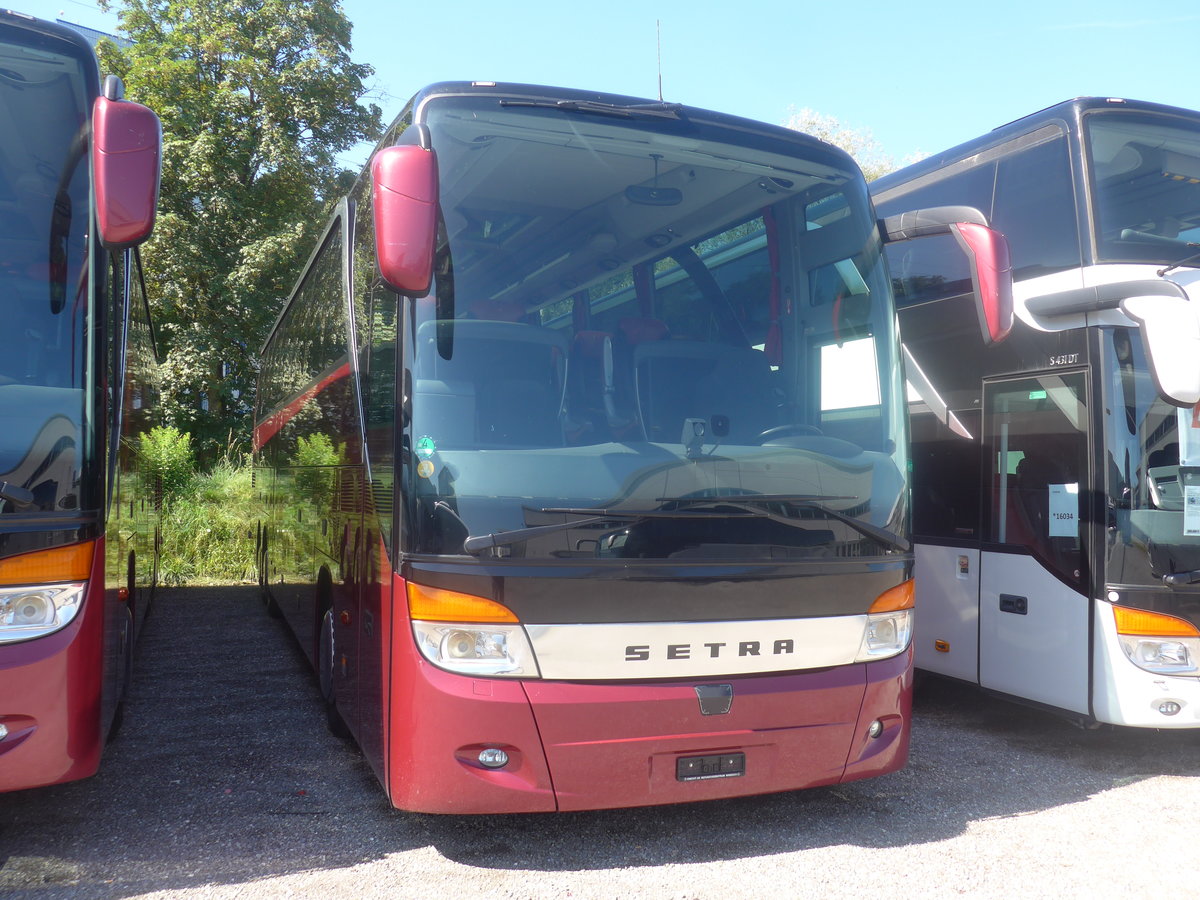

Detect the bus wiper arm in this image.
[464,505,774,555]
[1163,568,1200,586]
[0,481,34,508]
[464,512,633,555]
[498,98,683,119]
[660,493,911,553]
[1159,249,1200,277]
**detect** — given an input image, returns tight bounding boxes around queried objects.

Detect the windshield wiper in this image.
[1163,568,1200,586]
[498,98,683,119]
[656,493,911,552]
[1159,250,1200,277]
[1118,229,1200,276]
[463,506,759,555]
[0,481,34,508]
[463,493,909,556]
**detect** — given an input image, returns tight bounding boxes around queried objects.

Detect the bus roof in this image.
[385,80,861,175]
[872,96,1200,195]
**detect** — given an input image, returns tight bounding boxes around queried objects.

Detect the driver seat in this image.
[632,342,779,444]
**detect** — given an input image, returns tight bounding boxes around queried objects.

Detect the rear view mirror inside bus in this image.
[91,78,161,250]
[372,144,439,295]
[878,205,1013,345]
[1120,293,1200,407]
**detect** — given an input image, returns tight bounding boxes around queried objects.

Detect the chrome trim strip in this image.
[525,616,867,680]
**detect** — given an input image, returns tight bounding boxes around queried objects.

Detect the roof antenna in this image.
[656,20,663,101]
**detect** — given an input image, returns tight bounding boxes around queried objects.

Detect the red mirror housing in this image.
[880,207,1013,345]
[950,221,1013,344]
[371,145,439,295]
[92,94,161,249]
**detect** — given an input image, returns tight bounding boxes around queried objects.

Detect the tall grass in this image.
[157,456,258,587]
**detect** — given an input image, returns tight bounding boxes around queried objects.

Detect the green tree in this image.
[97,0,382,459]
[783,107,922,181]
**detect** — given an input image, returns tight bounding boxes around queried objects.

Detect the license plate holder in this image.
[676,751,745,782]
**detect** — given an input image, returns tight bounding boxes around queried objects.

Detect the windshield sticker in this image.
[417,459,436,479]
[1048,483,1079,537]
[1184,485,1200,537]
[1179,404,1200,467]
[415,435,437,459]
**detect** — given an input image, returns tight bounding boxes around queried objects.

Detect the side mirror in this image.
[1120,293,1200,407]
[371,144,439,296]
[92,78,161,249]
[880,205,1013,344]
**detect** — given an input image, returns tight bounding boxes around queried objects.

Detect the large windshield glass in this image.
[0,26,91,515]
[403,94,907,561]
[1102,327,1200,592]
[1089,110,1200,266]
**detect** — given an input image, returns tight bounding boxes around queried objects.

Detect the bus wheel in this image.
[108,606,135,740]
[318,608,350,739]
[260,540,282,620]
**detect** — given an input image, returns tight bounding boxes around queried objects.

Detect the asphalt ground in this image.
[2,584,1199,900]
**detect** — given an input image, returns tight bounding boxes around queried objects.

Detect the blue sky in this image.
[13,0,1200,171]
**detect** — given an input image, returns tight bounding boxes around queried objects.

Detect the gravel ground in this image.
[1,584,1199,900]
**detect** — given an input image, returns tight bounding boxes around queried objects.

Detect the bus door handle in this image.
[999,593,1028,615]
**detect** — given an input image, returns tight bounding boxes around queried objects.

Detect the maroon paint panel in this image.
[0,540,107,792]
[526,667,865,812]
[385,593,557,814]
[840,646,913,783]
[92,95,161,250]
[381,577,912,813]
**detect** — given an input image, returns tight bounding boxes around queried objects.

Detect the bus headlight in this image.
[1119,636,1198,674]
[855,608,914,661]
[412,621,539,677]
[1114,606,1200,675]
[0,583,87,644]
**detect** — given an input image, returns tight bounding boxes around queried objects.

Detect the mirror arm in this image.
[878,205,988,243]
[1026,279,1187,317]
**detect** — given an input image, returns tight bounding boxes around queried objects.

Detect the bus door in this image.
[978,371,1091,714]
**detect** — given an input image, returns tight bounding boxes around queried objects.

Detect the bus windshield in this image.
[1089,111,1200,265]
[406,95,907,561]
[1103,327,1200,588]
[0,29,90,514]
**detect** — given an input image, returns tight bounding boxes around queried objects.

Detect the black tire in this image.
[318,608,350,739]
[108,606,135,741]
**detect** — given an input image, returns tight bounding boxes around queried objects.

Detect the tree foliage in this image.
[97,0,382,459]
[783,107,921,182]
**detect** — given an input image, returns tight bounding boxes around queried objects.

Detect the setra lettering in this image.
[625,637,798,662]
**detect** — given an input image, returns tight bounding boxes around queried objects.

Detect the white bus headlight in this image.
[855,608,914,661]
[1114,606,1200,675]
[406,581,540,678]
[412,621,539,677]
[0,583,87,643]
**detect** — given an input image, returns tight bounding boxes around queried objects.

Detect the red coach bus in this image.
[0,11,162,791]
[254,81,1011,812]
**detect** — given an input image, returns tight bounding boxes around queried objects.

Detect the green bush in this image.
[138,425,195,505]
[157,456,257,586]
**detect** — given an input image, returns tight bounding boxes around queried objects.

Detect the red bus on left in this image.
[0,10,162,792]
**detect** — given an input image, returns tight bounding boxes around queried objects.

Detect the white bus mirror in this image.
[371,144,439,296]
[1120,294,1200,407]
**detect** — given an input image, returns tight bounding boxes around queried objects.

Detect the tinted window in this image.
[991,136,1080,278]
